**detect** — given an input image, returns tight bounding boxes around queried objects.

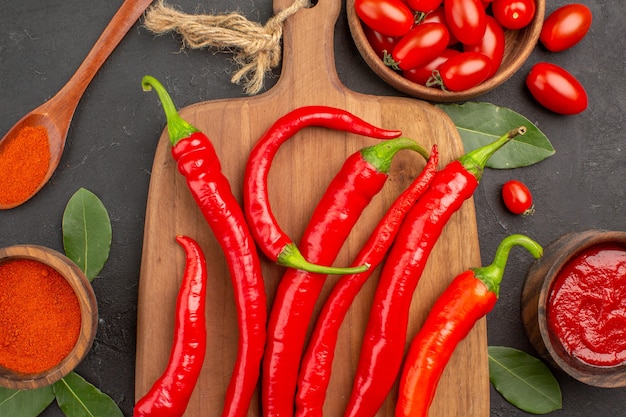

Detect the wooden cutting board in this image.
[135,0,489,416]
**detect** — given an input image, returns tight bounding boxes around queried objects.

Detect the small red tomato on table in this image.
[502,179,534,215]
[540,3,593,52]
[526,62,588,115]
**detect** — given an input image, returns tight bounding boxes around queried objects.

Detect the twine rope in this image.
[143,0,310,95]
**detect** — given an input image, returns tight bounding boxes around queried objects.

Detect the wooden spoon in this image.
[0,0,154,210]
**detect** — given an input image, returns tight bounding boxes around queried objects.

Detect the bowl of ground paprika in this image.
[521,229,626,388]
[0,244,98,389]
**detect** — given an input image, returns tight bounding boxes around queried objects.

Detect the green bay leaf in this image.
[62,188,112,281]
[438,102,555,169]
[0,386,54,417]
[488,346,562,414]
[53,372,123,417]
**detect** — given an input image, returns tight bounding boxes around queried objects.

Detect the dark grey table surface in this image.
[1,0,624,416]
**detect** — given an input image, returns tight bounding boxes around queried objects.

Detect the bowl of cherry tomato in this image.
[347,0,545,102]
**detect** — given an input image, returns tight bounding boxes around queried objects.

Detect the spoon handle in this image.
[51,0,154,116]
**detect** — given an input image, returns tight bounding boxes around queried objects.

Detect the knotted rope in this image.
[143,0,309,95]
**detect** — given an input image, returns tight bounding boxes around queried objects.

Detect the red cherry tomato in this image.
[464,16,505,78]
[363,25,400,59]
[422,6,459,45]
[526,62,587,115]
[540,3,592,52]
[430,51,492,91]
[355,0,415,37]
[407,0,443,13]
[502,180,534,215]
[386,23,450,70]
[444,0,487,45]
[492,0,536,30]
[403,48,460,85]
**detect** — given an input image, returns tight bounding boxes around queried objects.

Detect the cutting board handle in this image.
[272,0,344,100]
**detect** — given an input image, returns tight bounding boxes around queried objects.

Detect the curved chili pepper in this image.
[396,234,543,417]
[142,76,266,417]
[263,137,429,417]
[344,127,527,417]
[295,145,439,417]
[134,235,207,417]
[244,105,403,274]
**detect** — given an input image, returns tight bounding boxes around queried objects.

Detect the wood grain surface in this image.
[135,0,489,415]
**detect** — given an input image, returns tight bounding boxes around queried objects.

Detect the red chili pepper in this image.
[142,76,266,417]
[262,137,430,417]
[295,145,439,417]
[244,105,403,274]
[396,234,543,417]
[344,127,526,417]
[134,235,208,417]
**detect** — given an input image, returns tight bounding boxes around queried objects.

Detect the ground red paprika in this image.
[0,258,81,374]
[0,126,50,207]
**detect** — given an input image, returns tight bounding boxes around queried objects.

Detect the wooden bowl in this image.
[521,229,626,388]
[0,245,98,389]
[347,0,545,102]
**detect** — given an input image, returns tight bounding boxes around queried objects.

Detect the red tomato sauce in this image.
[547,243,626,367]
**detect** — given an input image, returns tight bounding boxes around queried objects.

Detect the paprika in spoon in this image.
[0,0,154,209]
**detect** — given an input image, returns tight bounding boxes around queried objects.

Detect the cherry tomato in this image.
[526,62,587,115]
[355,0,415,37]
[386,23,450,70]
[363,25,400,59]
[422,6,459,45]
[444,0,487,45]
[502,180,534,215]
[492,0,536,30]
[407,0,443,13]
[464,16,505,78]
[540,3,592,52]
[430,51,492,91]
[403,48,460,85]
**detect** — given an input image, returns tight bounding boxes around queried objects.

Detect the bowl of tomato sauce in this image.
[347,0,545,102]
[521,229,626,388]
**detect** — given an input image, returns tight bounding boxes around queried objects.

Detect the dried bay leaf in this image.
[489,346,562,414]
[0,386,54,417]
[53,372,123,417]
[438,102,555,169]
[62,188,112,281]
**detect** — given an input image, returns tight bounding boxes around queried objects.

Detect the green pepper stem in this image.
[142,75,199,146]
[472,234,543,297]
[360,137,430,173]
[458,126,526,181]
[277,243,370,275]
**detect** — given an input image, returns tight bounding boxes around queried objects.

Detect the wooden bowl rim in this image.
[346,0,546,102]
[523,229,626,388]
[0,244,98,390]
